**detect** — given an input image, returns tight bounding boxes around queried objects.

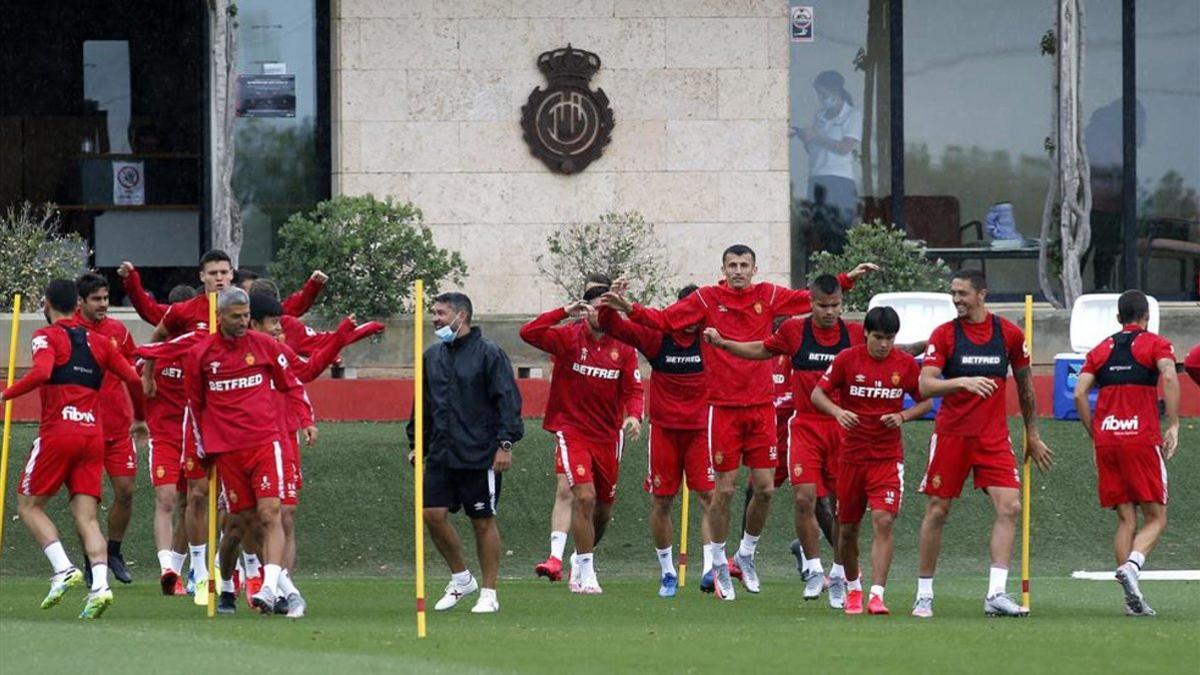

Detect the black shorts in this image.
[424,464,501,519]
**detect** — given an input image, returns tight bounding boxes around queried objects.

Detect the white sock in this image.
[848,576,863,592]
[830,562,846,579]
[90,563,109,592]
[918,576,934,598]
[656,547,675,576]
[278,569,299,596]
[738,532,760,558]
[243,553,262,578]
[157,550,175,574]
[988,566,1008,598]
[263,563,282,594]
[870,584,885,598]
[710,541,727,566]
[1127,550,1146,570]
[806,557,824,575]
[189,544,209,579]
[480,587,497,603]
[550,531,568,560]
[702,544,714,574]
[170,551,187,574]
[43,541,72,574]
[575,553,594,580]
[452,569,473,587]
[220,576,235,593]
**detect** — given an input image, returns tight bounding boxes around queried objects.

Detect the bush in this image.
[0,203,90,311]
[807,220,951,311]
[269,195,467,321]
[535,211,673,304]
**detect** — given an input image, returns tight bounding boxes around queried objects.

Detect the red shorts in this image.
[771,409,792,488]
[103,435,137,478]
[920,432,1020,498]
[787,414,843,497]
[837,460,904,524]
[18,435,104,498]
[281,432,302,506]
[554,429,622,504]
[707,403,778,473]
[645,424,714,496]
[181,432,206,482]
[1095,443,1168,508]
[148,438,184,488]
[213,440,286,514]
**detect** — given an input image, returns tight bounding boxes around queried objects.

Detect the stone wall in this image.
[332,0,792,314]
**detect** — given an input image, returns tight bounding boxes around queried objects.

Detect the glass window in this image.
[789,0,891,279]
[1136,0,1200,298]
[233,0,323,269]
[1081,0,1124,292]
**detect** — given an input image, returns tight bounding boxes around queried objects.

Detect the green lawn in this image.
[1,419,1198,673]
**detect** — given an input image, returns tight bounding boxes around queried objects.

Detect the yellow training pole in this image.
[206,293,218,617]
[1021,294,1033,610]
[678,485,690,587]
[414,280,427,638]
[0,294,23,554]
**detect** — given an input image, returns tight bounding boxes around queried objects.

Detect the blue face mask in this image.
[435,314,463,344]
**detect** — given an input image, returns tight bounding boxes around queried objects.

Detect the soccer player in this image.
[1073,290,1179,616]
[597,284,714,598]
[604,245,877,599]
[913,269,1054,618]
[704,274,865,606]
[72,273,146,585]
[408,292,524,614]
[246,278,384,357]
[521,275,644,593]
[811,306,931,615]
[1,279,142,618]
[182,287,298,614]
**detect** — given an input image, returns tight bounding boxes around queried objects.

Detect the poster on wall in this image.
[112,160,144,205]
[791,6,814,42]
[236,74,296,117]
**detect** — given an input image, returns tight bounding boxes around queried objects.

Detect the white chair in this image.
[867,292,956,419]
[1052,293,1161,419]
[867,292,956,345]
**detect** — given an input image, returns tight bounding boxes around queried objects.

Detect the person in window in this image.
[798,70,863,255]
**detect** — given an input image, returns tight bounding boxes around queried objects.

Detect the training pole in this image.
[414,280,427,638]
[678,485,690,587]
[206,293,218,617]
[1021,294,1033,610]
[0,294,22,554]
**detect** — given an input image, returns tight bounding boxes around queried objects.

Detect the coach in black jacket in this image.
[406,291,522,614]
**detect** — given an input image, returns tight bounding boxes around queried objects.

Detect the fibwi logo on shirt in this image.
[1100,415,1139,432]
[61,406,96,424]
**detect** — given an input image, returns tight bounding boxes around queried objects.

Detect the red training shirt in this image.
[1185,343,1200,387]
[1081,326,1174,446]
[72,311,144,438]
[922,313,1029,439]
[598,306,704,430]
[3,320,141,438]
[136,331,205,444]
[817,344,922,463]
[520,308,644,444]
[183,330,297,455]
[765,317,865,418]
[628,275,854,407]
[772,353,793,411]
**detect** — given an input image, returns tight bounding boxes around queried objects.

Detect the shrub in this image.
[807,220,951,311]
[0,203,90,311]
[269,195,467,321]
[536,211,673,304]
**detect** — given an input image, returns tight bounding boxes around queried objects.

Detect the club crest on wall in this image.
[521,45,614,175]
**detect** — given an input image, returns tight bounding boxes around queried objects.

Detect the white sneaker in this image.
[802,570,825,600]
[733,552,760,593]
[827,575,847,609]
[712,564,736,601]
[568,554,581,592]
[434,576,479,611]
[470,594,499,613]
[574,573,603,595]
[1116,563,1152,616]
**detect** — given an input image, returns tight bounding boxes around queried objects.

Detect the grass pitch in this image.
[2,419,1198,673]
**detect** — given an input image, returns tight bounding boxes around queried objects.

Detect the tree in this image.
[209,0,243,265]
[535,211,673,305]
[0,203,90,310]
[1038,0,1093,308]
[807,220,950,311]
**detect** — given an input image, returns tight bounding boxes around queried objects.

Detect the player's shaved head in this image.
[809,274,841,296]
[1117,290,1150,324]
[722,244,756,265]
[809,274,844,328]
[44,279,79,316]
